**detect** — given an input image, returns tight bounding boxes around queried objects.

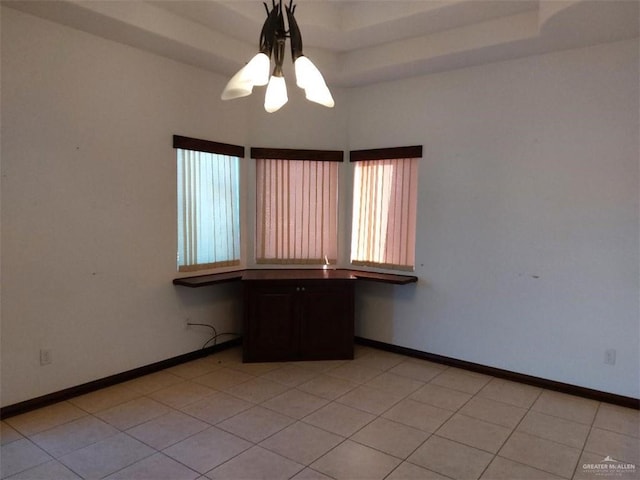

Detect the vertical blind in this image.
[351,156,419,271]
[255,158,338,264]
[177,148,241,271]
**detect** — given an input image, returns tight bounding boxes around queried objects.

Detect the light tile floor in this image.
[1,345,638,480]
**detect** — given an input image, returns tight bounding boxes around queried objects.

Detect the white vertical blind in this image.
[177,149,240,271]
[256,158,338,264]
[351,157,418,270]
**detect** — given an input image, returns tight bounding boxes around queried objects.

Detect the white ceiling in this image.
[4,0,639,87]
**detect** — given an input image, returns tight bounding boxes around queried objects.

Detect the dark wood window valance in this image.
[173,135,244,158]
[251,147,344,162]
[350,145,422,162]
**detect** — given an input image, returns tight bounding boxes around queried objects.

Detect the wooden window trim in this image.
[173,135,244,158]
[350,146,422,162]
[251,147,343,162]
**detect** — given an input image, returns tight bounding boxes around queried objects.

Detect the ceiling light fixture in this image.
[221,0,335,113]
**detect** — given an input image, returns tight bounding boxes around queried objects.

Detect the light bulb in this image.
[244,53,270,86]
[221,53,270,100]
[294,56,334,108]
[264,75,288,113]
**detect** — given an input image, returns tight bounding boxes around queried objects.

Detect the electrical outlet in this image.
[604,349,616,366]
[40,349,52,366]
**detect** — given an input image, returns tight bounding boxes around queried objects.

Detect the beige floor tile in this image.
[123,371,184,394]
[481,456,564,479]
[383,398,453,433]
[293,360,346,373]
[179,391,253,424]
[297,374,358,400]
[351,352,405,371]
[430,368,492,394]
[261,365,319,387]
[364,372,425,396]
[260,422,343,465]
[311,439,401,480]
[386,462,451,480]
[351,417,430,459]
[531,390,599,425]
[499,431,581,478]
[5,402,87,436]
[205,347,243,366]
[95,397,170,430]
[0,438,53,478]
[409,383,473,411]
[166,359,222,379]
[387,361,445,383]
[593,403,640,438]
[477,378,542,409]
[223,377,290,403]
[207,445,304,479]
[68,384,142,414]
[436,413,512,454]
[517,410,590,449]
[1,422,23,445]
[58,433,154,479]
[261,389,328,419]
[216,406,295,443]
[326,363,381,384]
[149,380,217,408]
[584,428,640,465]
[192,367,254,390]
[126,411,209,450]
[336,384,405,415]
[104,452,199,479]
[162,427,251,474]
[290,467,334,479]
[228,361,284,376]
[303,402,375,437]
[30,415,118,457]
[574,451,639,480]
[459,396,527,429]
[408,435,493,480]
[354,345,378,358]
[4,459,81,479]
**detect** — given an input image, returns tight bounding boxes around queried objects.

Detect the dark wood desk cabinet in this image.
[173,268,417,363]
[243,272,355,362]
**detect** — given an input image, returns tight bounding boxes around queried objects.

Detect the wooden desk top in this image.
[173,269,417,287]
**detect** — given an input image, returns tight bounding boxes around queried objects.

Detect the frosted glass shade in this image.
[294,56,334,108]
[264,75,288,113]
[221,53,270,100]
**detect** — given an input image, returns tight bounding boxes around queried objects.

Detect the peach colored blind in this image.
[256,158,338,264]
[351,157,418,271]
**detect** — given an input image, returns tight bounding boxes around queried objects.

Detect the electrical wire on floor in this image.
[186,322,241,349]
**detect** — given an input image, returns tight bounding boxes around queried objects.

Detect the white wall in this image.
[348,39,639,398]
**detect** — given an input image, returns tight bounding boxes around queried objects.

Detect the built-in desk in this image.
[173,269,417,362]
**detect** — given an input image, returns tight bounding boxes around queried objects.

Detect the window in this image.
[174,135,243,272]
[252,147,342,265]
[350,146,422,271]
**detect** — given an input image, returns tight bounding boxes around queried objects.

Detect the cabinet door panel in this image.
[244,286,298,362]
[299,283,354,360]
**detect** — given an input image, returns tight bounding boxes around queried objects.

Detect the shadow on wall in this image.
[354,280,419,341]
[172,281,244,344]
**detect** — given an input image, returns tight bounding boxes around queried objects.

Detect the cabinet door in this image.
[299,282,354,360]
[244,284,298,362]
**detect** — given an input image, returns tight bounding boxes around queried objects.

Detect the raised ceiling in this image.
[4,0,639,87]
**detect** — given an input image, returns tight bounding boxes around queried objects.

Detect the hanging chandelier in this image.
[221,0,335,113]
